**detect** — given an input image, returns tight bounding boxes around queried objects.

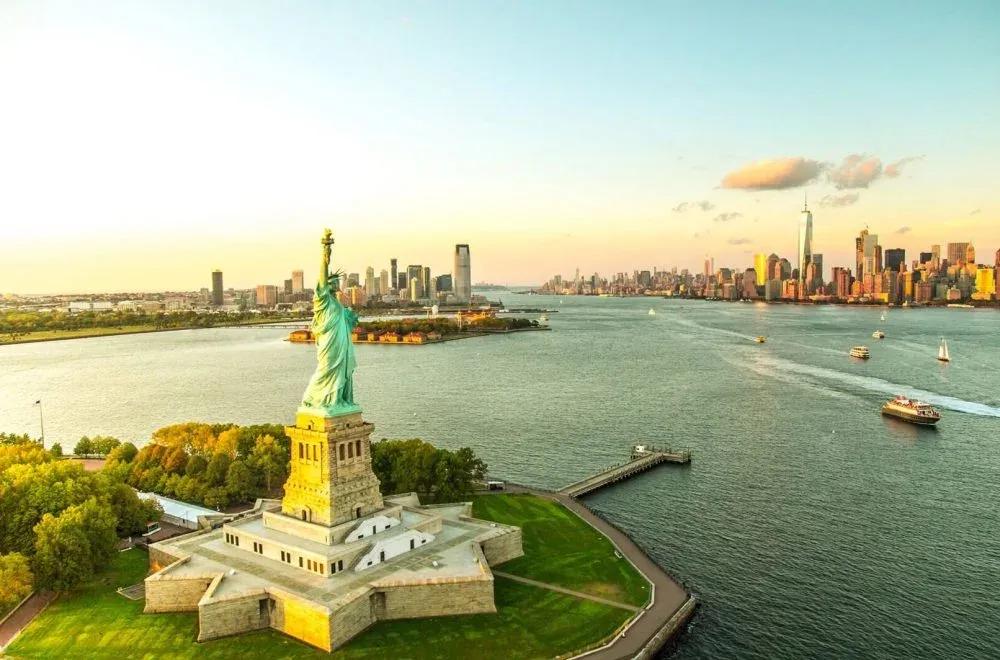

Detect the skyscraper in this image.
[753,253,767,286]
[453,244,471,303]
[291,270,304,294]
[798,198,813,283]
[390,259,398,291]
[947,242,969,266]
[885,248,906,272]
[855,229,868,280]
[380,269,389,294]
[364,267,376,296]
[407,265,422,293]
[863,232,880,278]
[211,270,224,306]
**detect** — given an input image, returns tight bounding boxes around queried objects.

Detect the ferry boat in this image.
[937,338,950,362]
[872,330,885,339]
[753,336,766,343]
[849,346,871,359]
[287,328,314,343]
[881,395,941,425]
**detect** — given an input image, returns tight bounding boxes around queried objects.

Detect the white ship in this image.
[849,346,871,359]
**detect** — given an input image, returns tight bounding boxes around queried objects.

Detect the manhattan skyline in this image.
[2,1,998,293]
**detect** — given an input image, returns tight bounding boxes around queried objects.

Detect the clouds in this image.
[819,192,860,208]
[672,200,715,213]
[895,226,911,235]
[828,154,882,189]
[721,157,824,190]
[713,212,742,223]
[721,153,924,192]
[970,208,981,216]
[884,156,923,178]
[727,238,751,245]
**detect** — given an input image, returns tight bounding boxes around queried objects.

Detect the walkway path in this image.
[0,591,56,651]
[505,484,694,659]
[493,571,641,612]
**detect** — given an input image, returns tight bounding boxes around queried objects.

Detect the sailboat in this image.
[648,308,656,316]
[937,338,950,363]
[880,310,886,322]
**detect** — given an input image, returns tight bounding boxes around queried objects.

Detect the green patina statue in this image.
[300,228,361,417]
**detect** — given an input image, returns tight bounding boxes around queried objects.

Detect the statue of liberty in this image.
[300,228,361,416]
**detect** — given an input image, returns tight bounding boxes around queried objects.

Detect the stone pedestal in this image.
[280,411,384,528]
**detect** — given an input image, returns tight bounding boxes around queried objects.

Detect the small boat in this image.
[872,330,885,339]
[937,338,950,362]
[753,336,766,344]
[881,395,941,425]
[880,311,886,322]
[849,346,871,359]
[648,308,656,316]
[539,314,549,322]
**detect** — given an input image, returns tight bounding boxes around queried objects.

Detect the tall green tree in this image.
[225,460,256,503]
[0,552,33,612]
[32,498,116,590]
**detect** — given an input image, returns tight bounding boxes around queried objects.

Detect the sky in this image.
[1,1,998,293]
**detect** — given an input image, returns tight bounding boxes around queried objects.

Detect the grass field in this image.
[6,494,640,659]
[472,493,650,607]
[0,325,163,344]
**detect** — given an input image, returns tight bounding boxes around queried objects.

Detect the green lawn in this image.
[473,493,650,607]
[7,494,641,659]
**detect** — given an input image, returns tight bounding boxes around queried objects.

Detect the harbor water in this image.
[2,295,999,659]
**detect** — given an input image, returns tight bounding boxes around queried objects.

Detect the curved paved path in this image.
[506,485,694,659]
[0,591,56,651]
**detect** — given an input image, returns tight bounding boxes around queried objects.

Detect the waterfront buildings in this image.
[255,284,278,308]
[292,270,304,294]
[454,244,472,303]
[885,248,906,272]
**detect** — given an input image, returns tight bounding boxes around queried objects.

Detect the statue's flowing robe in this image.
[301,281,358,411]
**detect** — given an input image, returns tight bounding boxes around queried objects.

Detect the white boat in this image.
[880,311,886,322]
[648,308,656,316]
[937,338,950,362]
[849,346,871,359]
[539,314,549,322]
[872,330,885,339]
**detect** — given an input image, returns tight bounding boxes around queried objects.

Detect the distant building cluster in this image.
[540,203,998,305]
[329,243,477,310]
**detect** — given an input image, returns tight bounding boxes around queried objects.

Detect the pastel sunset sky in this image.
[2,1,998,293]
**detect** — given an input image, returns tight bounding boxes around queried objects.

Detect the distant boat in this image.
[539,314,549,323]
[753,336,766,344]
[849,346,871,359]
[937,338,950,363]
[872,330,885,339]
[880,311,886,322]
[648,308,656,316]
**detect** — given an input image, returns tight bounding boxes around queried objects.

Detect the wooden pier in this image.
[559,446,691,499]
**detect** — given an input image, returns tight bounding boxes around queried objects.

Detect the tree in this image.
[49,443,62,458]
[106,442,138,466]
[162,446,190,475]
[205,453,231,487]
[105,481,162,537]
[89,436,121,455]
[185,454,208,477]
[371,439,488,503]
[225,460,256,503]
[32,498,116,590]
[0,552,33,612]
[203,487,230,510]
[73,437,93,456]
[249,434,287,494]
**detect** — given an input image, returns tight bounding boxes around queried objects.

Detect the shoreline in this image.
[0,319,311,347]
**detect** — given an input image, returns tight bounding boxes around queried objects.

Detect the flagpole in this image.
[35,399,44,445]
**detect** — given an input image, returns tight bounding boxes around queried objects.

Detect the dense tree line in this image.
[371,439,488,503]
[0,309,309,340]
[0,437,161,592]
[119,423,291,510]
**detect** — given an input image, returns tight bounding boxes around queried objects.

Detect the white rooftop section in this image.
[138,491,219,525]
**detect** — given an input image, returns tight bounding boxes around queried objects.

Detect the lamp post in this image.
[34,399,44,445]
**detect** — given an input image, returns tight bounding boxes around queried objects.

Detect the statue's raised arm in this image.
[300,228,360,417]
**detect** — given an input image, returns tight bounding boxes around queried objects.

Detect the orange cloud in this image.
[828,154,882,189]
[721,157,823,190]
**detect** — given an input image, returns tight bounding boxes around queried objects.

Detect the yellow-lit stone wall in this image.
[144,575,215,613]
[148,546,184,573]
[378,578,496,620]
[271,589,334,652]
[480,528,524,566]
[329,589,376,650]
[198,590,269,642]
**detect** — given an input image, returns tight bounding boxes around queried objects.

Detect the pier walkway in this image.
[560,447,691,498]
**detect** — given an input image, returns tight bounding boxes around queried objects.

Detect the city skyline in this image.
[2,2,998,293]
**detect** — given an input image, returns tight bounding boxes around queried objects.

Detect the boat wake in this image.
[753,354,1000,418]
